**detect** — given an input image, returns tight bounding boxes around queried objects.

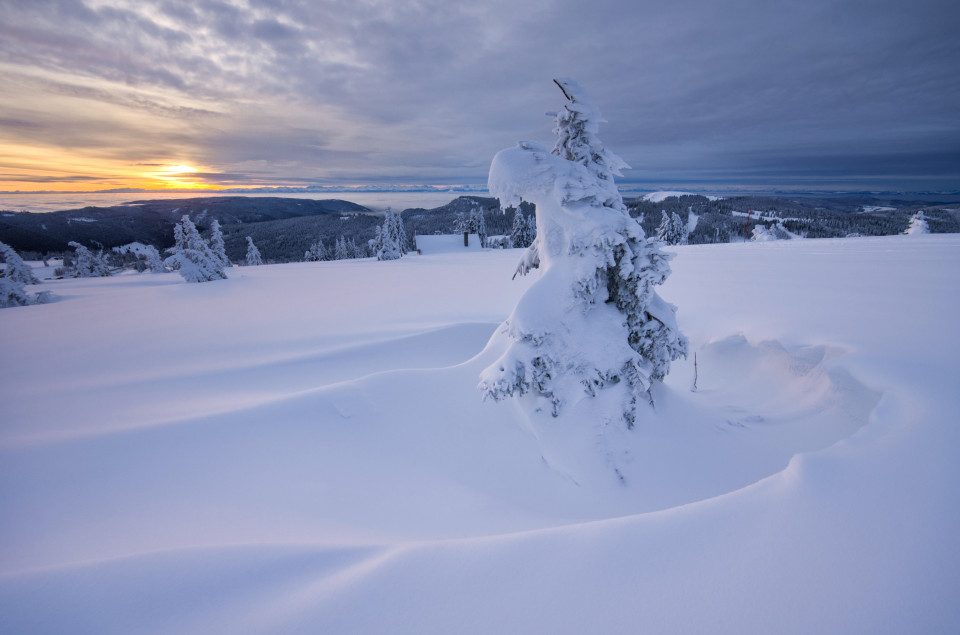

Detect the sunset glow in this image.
[0,0,956,194]
[151,165,216,190]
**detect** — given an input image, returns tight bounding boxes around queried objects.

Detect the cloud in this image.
[0,0,957,190]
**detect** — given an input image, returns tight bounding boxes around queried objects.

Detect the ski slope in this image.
[1,235,958,633]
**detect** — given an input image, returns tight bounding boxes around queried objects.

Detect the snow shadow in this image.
[613,333,887,511]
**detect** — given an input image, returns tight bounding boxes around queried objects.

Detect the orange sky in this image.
[0,146,223,192]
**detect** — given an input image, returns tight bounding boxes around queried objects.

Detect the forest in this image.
[2,193,958,265]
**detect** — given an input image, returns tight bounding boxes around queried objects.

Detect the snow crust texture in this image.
[1,235,958,634]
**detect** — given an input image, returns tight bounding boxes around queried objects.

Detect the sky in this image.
[0,0,958,193]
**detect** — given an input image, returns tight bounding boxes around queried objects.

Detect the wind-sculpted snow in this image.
[1,235,958,633]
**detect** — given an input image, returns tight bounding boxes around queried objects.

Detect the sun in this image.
[152,164,216,189]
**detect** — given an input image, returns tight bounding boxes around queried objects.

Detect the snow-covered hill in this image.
[2,236,958,633]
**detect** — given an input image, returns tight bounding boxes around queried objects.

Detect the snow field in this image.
[1,235,959,633]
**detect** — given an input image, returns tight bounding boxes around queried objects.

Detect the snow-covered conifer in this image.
[473,209,487,247]
[453,208,487,246]
[0,241,39,285]
[383,207,408,254]
[523,212,537,247]
[656,211,672,243]
[1,241,47,308]
[377,208,406,261]
[672,212,688,245]
[509,209,536,249]
[377,212,401,261]
[114,242,165,272]
[245,236,263,266]
[163,216,227,283]
[453,212,468,234]
[904,211,930,235]
[0,277,31,308]
[348,238,362,258]
[334,236,349,260]
[68,241,111,277]
[208,219,231,267]
[480,78,687,426]
[509,208,526,248]
[370,226,384,256]
[305,238,327,261]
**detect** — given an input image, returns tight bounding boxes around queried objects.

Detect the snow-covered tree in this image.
[509,208,527,248]
[348,237,361,258]
[164,216,227,283]
[751,224,776,241]
[113,242,165,272]
[305,238,327,261]
[473,209,487,247]
[377,229,400,260]
[480,78,687,426]
[656,211,672,242]
[377,208,405,261]
[0,276,31,307]
[383,207,409,254]
[245,236,263,266]
[657,211,687,245]
[334,236,349,260]
[672,212,688,245]
[208,219,231,267]
[0,241,39,285]
[1,241,48,308]
[68,241,111,277]
[904,211,930,235]
[509,209,536,249]
[454,208,488,247]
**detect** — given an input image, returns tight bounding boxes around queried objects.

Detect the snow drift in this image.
[1,235,958,633]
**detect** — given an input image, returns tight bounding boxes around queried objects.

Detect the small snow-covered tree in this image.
[377,208,405,261]
[657,211,687,245]
[245,236,263,266]
[509,208,527,248]
[385,207,409,254]
[113,242,165,272]
[377,215,401,262]
[751,224,776,241]
[305,238,327,261]
[0,277,31,307]
[480,78,687,426]
[1,241,48,308]
[348,237,362,258]
[672,212,688,245]
[904,211,930,235]
[523,211,537,247]
[473,209,487,247]
[656,211,672,243]
[0,241,39,285]
[334,236,349,260]
[68,241,111,277]
[509,209,536,249]
[164,216,227,283]
[453,212,469,234]
[454,208,488,246]
[208,219,231,267]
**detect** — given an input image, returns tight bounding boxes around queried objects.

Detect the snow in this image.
[904,211,930,234]
[641,190,720,202]
[641,190,697,202]
[1,235,958,633]
[414,233,483,253]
